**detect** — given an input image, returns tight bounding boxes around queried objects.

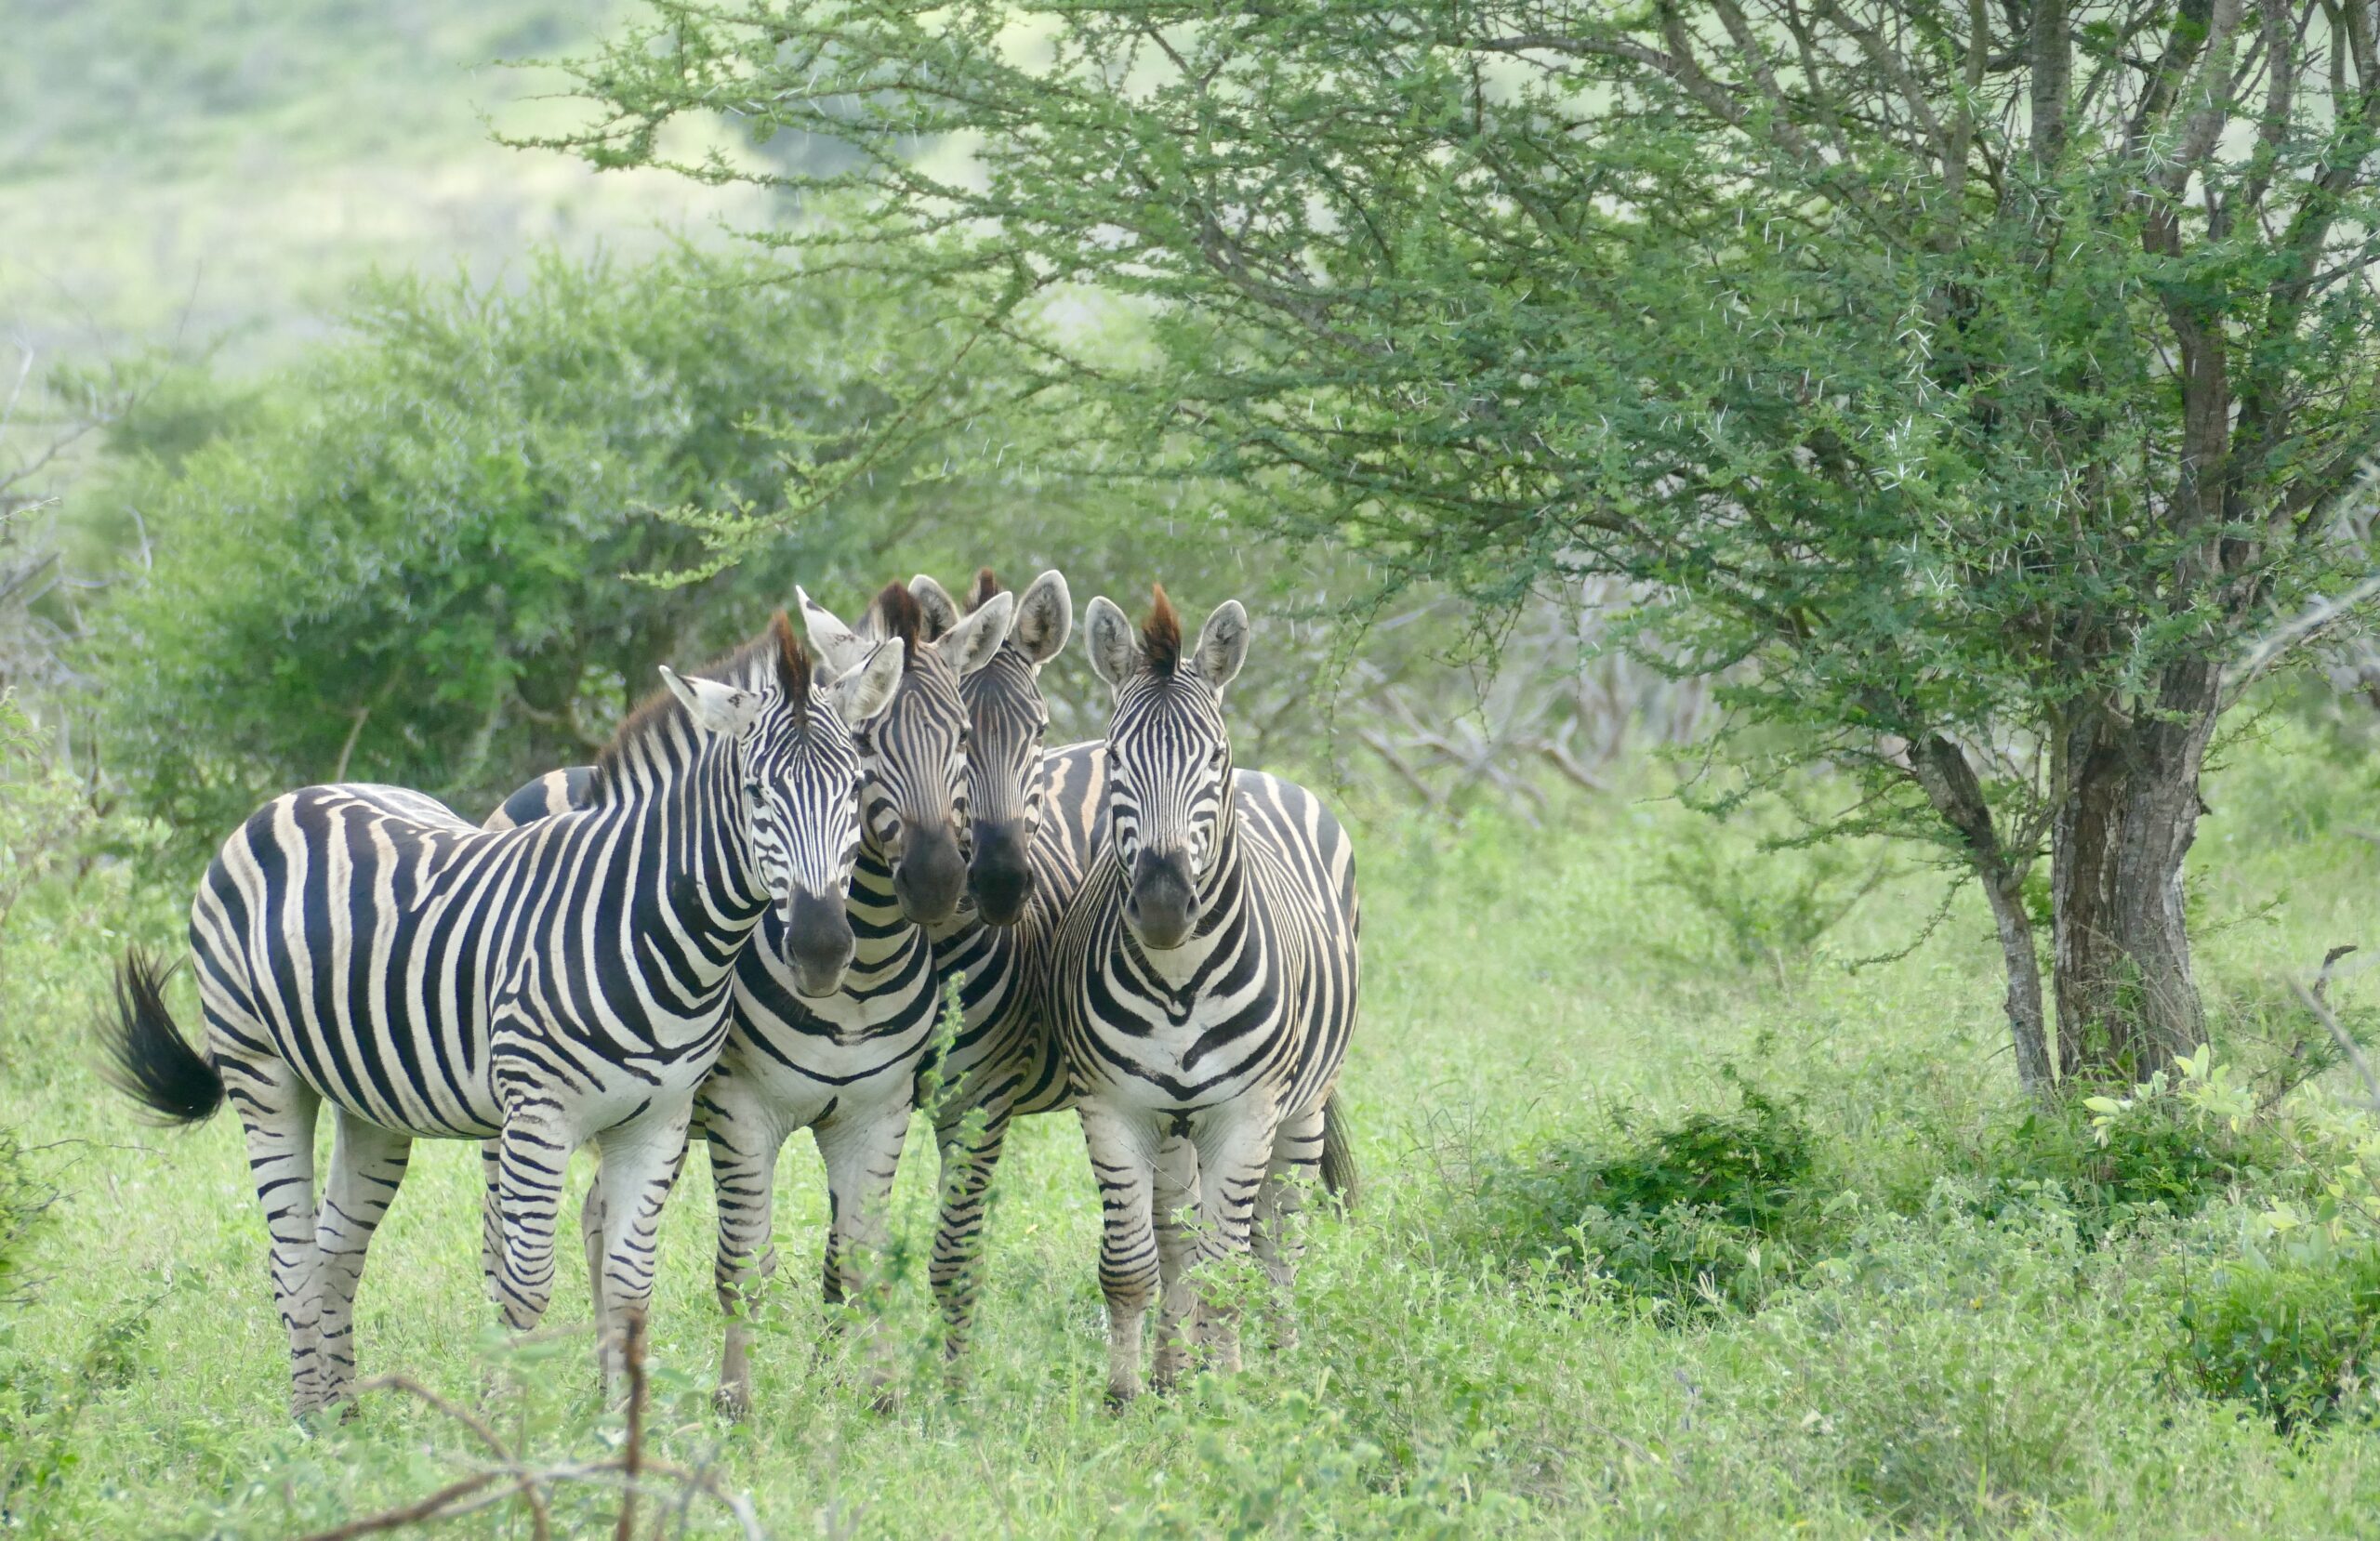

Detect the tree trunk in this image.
[2049,660,2222,1083]
[1909,734,2055,1099]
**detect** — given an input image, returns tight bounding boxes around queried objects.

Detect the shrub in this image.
[1465,1079,1821,1313]
[2176,1245,2380,1431]
[1655,823,1892,981]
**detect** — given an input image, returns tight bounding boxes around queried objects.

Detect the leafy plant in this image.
[2176,1245,2380,1431]
[1467,1080,1821,1313]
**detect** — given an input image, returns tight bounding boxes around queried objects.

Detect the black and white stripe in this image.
[1052,586,1359,1404]
[480,583,1013,1416]
[96,614,903,1416]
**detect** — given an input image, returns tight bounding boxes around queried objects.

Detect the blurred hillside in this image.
[0,0,764,367]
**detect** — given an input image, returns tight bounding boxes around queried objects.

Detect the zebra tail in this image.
[97,949,224,1126]
[1317,1093,1358,1214]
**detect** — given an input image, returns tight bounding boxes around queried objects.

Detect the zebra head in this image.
[911,566,1071,928]
[658,612,905,997]
[799,581,1013,927]
[1083,584,1249,951]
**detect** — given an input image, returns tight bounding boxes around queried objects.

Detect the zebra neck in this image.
[619,734,768,936]
[843,845,919,968]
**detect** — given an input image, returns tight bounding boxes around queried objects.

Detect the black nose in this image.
[969,819,1033,928]
[784,889,854,997]
[1125,849,1197,950]
[893,821,968,927]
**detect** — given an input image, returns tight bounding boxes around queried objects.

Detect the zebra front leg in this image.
[227,1064,326,1419]
[1251,1106,1326,1354]
[930,1089,1016,1363]
[1150,1133,1200,1392]
[705,1086,790,1421]
[479,1139,504,1307]
[493,1105,575,1334]
[815,1095,915,1403]
[589,1101,694,1403]
[1188,1108,1284,1376]
[312,1112,414,1411]
[1078,1103,1159,1407]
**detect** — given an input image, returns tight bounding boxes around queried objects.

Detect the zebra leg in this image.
[815,1095,915,1401]
[493,1103,575,1333]
[1187,1110,1283,1376]
[1078,1102,1159,1407]
[1251,1106,1326,1354]
[589,1100,694,1403]
[706,1086,790,1422]
[226,1060,326,1418]
[579,1165,609,1325]
[478,1139,504,1307]
[930,1088,1017,1363]
[312,1112,413,1412]
[1150,1133,1200,1390]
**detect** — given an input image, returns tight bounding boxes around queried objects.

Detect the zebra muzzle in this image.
[966,818,1033,928]
[893,820,968,927]
[1124,849,1198,950]
[784,888,855,997]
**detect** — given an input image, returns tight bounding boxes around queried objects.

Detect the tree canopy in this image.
[543,0,2380,1089]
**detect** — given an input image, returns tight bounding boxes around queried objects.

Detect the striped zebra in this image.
[94,614,904,1417]
[900,568,1083,1357]
[1052,586,1359,1405]
[482,583,1014,1416]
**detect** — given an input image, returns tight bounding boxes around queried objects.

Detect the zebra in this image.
[899,567,1083,1357]
[908,567,1355,1362]
[480,582,1015,1416]
[1051,586,1360,1405]
[93,613,905,1417]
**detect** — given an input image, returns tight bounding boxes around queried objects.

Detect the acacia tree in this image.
[543,0,2380,1091]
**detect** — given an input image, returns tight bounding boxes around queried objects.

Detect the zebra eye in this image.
[742,779,762,799]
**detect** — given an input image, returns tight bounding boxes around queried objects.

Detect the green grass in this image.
[3,744,2379,1535]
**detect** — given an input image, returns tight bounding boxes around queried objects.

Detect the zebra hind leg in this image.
[223,1056,327,1420]
[478,1139,505,1307]
[1078,1104,1159,1408]
[930,1091,1017,1365]
[312,1112,414,1413]
[1150,1134,1200,1392]
[1251,1106,1326,1354]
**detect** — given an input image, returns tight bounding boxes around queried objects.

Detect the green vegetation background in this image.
[7,3,2380,1535]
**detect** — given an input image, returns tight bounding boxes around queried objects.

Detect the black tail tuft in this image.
[1317,1093,1359,1214]
[96,950,223,1126]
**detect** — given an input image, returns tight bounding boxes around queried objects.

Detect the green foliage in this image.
[1467,1080,1821,1313]
[1655,821,1893,978]
[2178,1245,2380,1431]
[86,247,1032,841]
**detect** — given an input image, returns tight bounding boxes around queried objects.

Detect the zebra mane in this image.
[966,567,1004,611]
[871,582,925,673]
[1140,584,1181,675]
[591,612,808,799]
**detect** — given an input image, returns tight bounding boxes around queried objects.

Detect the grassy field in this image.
[1,0,760,369]
[2,730,2377,1537]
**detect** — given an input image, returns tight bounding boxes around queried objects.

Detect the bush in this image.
[2176,1245,2380,1431]
[1466,1079,1821,1313]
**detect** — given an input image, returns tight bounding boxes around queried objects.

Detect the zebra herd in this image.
[97,571,1360,1416]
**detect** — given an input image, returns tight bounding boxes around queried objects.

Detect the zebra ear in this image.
[660,666,762,737]
[1084,596,1137,690]
[1010,570,1071,666]
[797,586,870,678]
[824,639,905,727]
[934,589,1012,679]
[1188,600,1250,692]
[909,574,960,643]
